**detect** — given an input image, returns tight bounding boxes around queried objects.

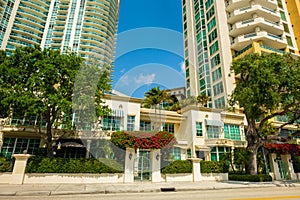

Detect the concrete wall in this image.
[24,173,124,184]
[162,173,228,182]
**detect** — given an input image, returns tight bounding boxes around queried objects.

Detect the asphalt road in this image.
[1,187,300,200]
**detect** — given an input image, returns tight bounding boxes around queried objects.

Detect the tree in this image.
[230,53,300,175]
[143,86,169,109]
[0,46,111,157]
[196,94,210,107]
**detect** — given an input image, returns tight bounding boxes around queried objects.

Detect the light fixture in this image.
[57,142,61,150]
[129,153,133,160]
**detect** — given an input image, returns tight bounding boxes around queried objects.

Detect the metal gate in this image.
[134,151,151,181]
[277,159,289,180]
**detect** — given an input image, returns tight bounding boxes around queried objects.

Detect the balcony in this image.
[227,4,280,24]
[226,0,277,13]
[229,17,283,37]
[231,30,287,51]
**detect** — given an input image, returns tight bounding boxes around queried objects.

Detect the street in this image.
[1,187,300,200]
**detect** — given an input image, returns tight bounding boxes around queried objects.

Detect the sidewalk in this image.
[0,181,299,196]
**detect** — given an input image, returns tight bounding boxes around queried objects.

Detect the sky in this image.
[112,0,185,98]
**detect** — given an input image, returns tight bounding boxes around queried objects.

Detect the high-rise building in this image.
[0,0,120,64]
[182,0,299,109]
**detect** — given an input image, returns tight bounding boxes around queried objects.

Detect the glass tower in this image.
[182,0,299,109]
[0,0,120,64]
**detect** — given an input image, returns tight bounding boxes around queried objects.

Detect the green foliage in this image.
[0,157,13,172]
[161,160,192,174]
[200,161,229,173]
[292,156,300,173]
[143,86,169,109]
[228,174,272,182]
[25,156,123,173]
[230,53,300,175]
[0,46,112,157]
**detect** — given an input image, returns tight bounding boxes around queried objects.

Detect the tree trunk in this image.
[247,148,258,175]
[46,118,53,158]
[245,120,260,175]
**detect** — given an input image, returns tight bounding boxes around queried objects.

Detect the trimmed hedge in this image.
[0,157,13,172]
[200,161,229,173]
[161,160,192,174]
[229,174,272,182]
[161,160,229,174]
[25,157,123,173]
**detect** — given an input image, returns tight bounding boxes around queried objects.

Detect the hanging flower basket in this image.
[265,143,300,156]
[110,131,176,150]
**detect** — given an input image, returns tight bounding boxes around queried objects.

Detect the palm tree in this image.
[143,86,169,131]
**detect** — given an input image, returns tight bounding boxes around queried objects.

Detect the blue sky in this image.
[112,0,185,98]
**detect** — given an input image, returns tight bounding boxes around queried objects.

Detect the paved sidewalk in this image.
[0,181,299,196]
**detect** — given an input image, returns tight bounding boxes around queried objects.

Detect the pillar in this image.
[0,131,3,150]
[85,139,91,158]
[281,154,297,180]
[269,153,281,180]
[151,149,161,182]
[11,154,32,184]
[124,148,135,183]
[190,158,202,182]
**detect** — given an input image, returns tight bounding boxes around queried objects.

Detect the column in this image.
[85,139,91,158]
[0,131,3,150]
[11,154,32,184]
[124,148,135,183]
[151,149,161,183]
[269,153,281,180]
[190,158,202,182]
[281,154,297,180]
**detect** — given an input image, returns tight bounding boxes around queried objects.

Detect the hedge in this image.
[161,160,192,174]
[161,160,229,174]
[200,161,229,173]
[229,174,272,182]
[0,157,13,172]
[25,157,123,173]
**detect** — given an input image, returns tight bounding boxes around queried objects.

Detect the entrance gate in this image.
[277,159,289,180]
[134,150,151,181]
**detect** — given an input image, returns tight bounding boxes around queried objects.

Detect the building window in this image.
[127,115,135,131]
[102,116,121,131]
[208,29,218,43]
[207,17,216,32]
[286,36,293,47]
[196,122,203,136]
[140,121,151,131]
[209,41,219,55]
[206,125,219,138]
[213,81,224,96]
[212,67,222,82]
[210,147,230,161]
[170,147,181,160]
[163,123,175,133]
[1,137,40,159]
[280,11,286,21]
[206,6,215,21]
[214,96,225,109]
[211,53,220,68]
[224,124,241,140]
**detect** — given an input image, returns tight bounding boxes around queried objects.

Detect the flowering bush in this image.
[265,143,300,156]
[110,131,176,149]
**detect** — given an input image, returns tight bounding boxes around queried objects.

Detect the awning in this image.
[205,119,224,127]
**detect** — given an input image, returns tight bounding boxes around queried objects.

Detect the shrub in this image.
[200,161,229,173]
[161,160,192,174]
[0,157,13,172]
[26,157,123,173]
[228,174,272,182]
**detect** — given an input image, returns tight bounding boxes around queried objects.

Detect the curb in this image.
[0,182,298,197]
